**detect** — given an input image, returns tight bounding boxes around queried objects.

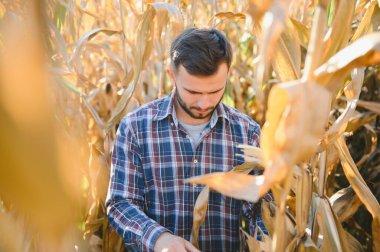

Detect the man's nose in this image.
[197,95,212,109]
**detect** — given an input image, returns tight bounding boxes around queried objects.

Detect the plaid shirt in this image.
[106,91,270,252]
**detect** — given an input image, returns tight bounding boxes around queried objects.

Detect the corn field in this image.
[0,0,380,251]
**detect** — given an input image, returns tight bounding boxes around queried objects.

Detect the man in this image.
[106,28,269,252]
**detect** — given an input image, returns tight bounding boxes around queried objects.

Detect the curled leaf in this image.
[315,32,380,93]
[330,187,362,222]
[260,80,331,197]
[190,186,209,249]
[316,197,348,252]
[186,173,264,202]
[335,136,380,216]
[318,68,364,150]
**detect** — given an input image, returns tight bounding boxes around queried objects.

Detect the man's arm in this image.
[105,118,169,251]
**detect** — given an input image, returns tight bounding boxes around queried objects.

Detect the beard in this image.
[174,88,223,120]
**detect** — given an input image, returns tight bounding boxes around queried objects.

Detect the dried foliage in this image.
[0,0,380,252]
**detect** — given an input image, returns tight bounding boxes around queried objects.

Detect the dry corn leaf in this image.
[271,20,301,82]
[316,197,348,252]
[237,145,264,167]
[318,68,364,150]
[352,0,377,41]
[271,172,296,252]
[299,235,319,251]
[238,144,263,159]
[326,142,340,169]
[289,17,310,49]
[54,74,83,96]
[242,228,272,252]
[255,0,291,89]
[302,5,327,80]
[0,210,27,252]
[354,0,371,18]
[373,217,380,252]
[247,0,274,21]
[344,230,365,252]
[356,99,380,114]
[355,124,378,167]
[261,200,295,246]
[85,42,128,82]
[83,95,105,130]
[330,187,362,222]
[186,172,264,202]
[215,12,246,20]
[335,136,380,250]
[345,111,377,132]
[335,136,380,216]
[48,21,70,66]
[295,166,312,236]
[321,0,356,64]
[150,2,184,36]
[286,195,296,217]
[106,3,184,132]
[315,32,380,93]
[285,234,319,252]
[70,28,122,74]
[210,11,246,27]
[262,200,275,237]
[0,1,81,245]
[105,6,154,132]
[189,161,259,248]
[190,186,209,249]
[260,80,331,197]
[232,162,262,173]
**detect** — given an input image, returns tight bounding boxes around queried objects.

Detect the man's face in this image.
[170,63,229,123]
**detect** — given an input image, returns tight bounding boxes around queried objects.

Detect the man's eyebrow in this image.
[184,87,224,94]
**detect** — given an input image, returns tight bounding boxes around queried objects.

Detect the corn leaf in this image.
[190,186,209,249]
[271,20,301,82]
[330,187,362,222]
[321,0,356,63]
[315,32,380,93]
[352,0,377,41]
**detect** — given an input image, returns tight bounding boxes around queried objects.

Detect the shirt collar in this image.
[153,89,230,128]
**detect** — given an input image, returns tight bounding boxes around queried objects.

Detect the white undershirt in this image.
[179,120,209,150]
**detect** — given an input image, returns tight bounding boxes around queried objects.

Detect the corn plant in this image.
[0,0,380,251]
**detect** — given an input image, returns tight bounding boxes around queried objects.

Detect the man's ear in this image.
[168,64,176,87]
[227,66,232,77]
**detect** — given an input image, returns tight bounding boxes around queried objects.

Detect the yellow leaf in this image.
[316,198,348,252]
[315,33,380,94]
[261,80,331,196]
[271,20,301,82]
[190,186,209,249]
[319,68,364,150]
[352,1,377,41]
[335,136,380,217]
[321,0,356,64]
[330,187,362,222]
[186,172,265,202]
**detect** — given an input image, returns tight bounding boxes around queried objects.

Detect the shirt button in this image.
[193,159,198,164]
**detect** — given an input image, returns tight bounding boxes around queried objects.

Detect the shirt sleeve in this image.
[105,118,170,251]
[241,122,274,240]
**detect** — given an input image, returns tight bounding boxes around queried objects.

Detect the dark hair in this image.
[170,27,232,76]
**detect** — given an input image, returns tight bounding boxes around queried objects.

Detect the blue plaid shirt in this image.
[106,91,270,252]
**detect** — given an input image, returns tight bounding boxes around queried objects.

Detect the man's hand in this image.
[154,232,200,252]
